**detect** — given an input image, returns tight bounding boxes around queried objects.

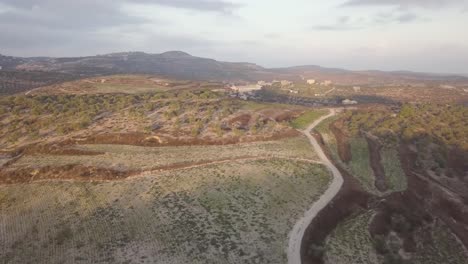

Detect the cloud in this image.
[311,24,361,31]
[0,0,240,57]
[312,15,363,31]
[312,11,423,31]
[134,0,241,13]
[264,33,281,39]
[341,0,468,10]
[373,11,422,24]
[396,13,419,23]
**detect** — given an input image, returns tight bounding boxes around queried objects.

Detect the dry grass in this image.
[0,159,330,264]
[324,211,378,264]
[12,136,319,171]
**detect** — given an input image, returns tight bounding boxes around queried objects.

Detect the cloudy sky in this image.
[1,0,467,74]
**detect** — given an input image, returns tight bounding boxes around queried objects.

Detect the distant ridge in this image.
[1,51,467,85]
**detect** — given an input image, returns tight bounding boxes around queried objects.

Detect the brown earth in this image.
[364,133,388,192]
[366,141,468,258]
[302,120,468,264]
[259,109,303,122]
[0,165,134,184]
[72,130,301,147]
[228,114,252,130]
[329,120,351,163]
[398,142,468,247]
[21,143,104,156]
[0,155,266,185]
[301,132,372,264]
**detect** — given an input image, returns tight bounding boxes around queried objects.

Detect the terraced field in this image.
[324,211,377,264]
[11,137,318,172]
[411,220,468,264]
[315,115,407,194]
[315,117,378,194]
[0,159,330,264]
[380,148,407,192]
[323,211,468,264]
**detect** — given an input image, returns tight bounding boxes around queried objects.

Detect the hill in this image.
[1,51,277,82]
[1,51,468,90]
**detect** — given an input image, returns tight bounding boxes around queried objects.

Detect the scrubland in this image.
[1,159,330,264]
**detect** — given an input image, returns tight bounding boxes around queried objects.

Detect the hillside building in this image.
[280,80,293,87]
[230,84,262,93]
[342,99,358,105]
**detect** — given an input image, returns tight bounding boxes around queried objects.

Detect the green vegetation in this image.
[324,211,377,264]
[315,116,379,193]
[324,210,468,264]
[371,217,467,264]
[315,115,340,160]
[380,148,407,192]
[0,89,296,150]
[0,159,330,264]
[342,104,468,149]
[290,110,327,130]
[410,221,468,264]
[347,137,375,192]
[13,137,319,171]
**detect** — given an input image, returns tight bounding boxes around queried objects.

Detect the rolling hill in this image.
[1,51,468,95]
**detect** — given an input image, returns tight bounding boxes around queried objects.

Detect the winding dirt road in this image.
[287,109,344,264]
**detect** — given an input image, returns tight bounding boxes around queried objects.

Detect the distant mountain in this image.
[273,65,468,86]
[1,51,467,86]
[0,51,277,82]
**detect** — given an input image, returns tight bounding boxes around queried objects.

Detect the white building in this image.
[231,84,262,93]
[440,84,455,89]
[307,79,316,85]
[342,99,358,105]
[321,80,332,86]
[257,80,272,86]
[353,86,361,92]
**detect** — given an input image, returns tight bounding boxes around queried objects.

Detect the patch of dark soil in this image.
[399,142,468,248]
[21,143,104,156]
[228,114,251,130]
[301,133,373,264]
[303,121,468,264]
[273,111,301,122]
[329,120,351,163]
[0,165,134,184]
[447,147,468,180]
[369,191,430,253]
[77,130,301,147]
[364,133,388,192]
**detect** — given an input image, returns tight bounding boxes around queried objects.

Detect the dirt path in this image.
[4,156,321,185]
[287,109,344,264]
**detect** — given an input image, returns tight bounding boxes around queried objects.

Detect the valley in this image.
[0,56,467,264]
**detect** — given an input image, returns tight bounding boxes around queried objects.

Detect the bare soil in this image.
[301,133,372,264]
[398,142,468,248]
[73,130,301,147]
[365,134,388,192]
[329,121,351,163]
[0,165,134,184]
[302,119,468,264]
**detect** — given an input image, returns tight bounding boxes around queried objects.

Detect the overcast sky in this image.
[1,0,468,74]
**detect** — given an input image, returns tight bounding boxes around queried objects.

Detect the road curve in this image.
[287,109,344,264]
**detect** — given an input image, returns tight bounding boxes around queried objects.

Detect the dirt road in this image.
[287,109,344,264]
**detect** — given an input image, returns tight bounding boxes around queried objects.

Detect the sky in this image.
[0,0,467,74]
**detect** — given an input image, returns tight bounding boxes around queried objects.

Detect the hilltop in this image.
[1,51,467,89]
